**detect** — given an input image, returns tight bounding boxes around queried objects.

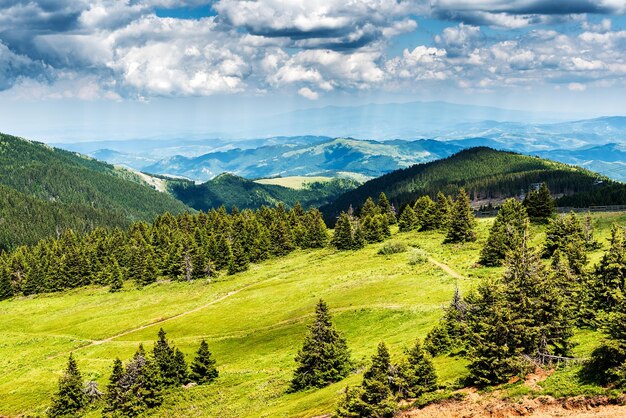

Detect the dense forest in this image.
[0,133,189,251]
[320,147,619,222]
[168,173,358,211]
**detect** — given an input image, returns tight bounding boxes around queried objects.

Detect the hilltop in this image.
[321,147,613,220]
[167,173,359,211]
[0,133,189,250]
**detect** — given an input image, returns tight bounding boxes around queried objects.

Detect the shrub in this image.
[408,248,428,265]
[377,241,407,255]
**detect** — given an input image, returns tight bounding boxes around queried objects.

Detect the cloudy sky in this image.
[0,0,625,141]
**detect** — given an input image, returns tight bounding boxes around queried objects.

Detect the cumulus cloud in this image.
[298,86,319,100]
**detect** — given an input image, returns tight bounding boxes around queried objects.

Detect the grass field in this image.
[1,212,625,417]
[254,176,335,189]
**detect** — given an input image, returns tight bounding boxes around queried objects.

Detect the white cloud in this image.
[298,87,319,100]
[568,82,587,91]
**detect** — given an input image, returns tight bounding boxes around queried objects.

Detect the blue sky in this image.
[0,0,625,141]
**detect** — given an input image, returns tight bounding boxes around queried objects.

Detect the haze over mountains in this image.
[53,102,626,182]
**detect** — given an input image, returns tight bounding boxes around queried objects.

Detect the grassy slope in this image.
[1,212,624,417]
[254,176,335,189]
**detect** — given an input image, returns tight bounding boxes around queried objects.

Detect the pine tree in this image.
[434,191,452,229]
[331,213,352,250]
[377,192,396,225]
[103,358,124,413]
[479,199,528,266]
[360,197,379,218]
[228,237,249,275]
[48,354,85,417]
[335,342,396,418]
[395,339,437,398]
[593,224,626,311]
[173,348,188,385]
[523,183,555,222]
[153,328,179,387]
[189,340,219,384]
[398,205,418,232]
[303,209,329,248]
[290,300,352,391]
[213,234,232,271]
[445,189,476,244]
[414,196,437,231]
[424,287,468,356]
[108,259,124,293]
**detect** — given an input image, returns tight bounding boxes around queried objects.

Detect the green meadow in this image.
[2,212,625,417]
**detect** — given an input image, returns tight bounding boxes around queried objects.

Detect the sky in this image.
[0,0,625,142]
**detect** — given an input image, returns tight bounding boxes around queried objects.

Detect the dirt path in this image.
[428,257,467,281]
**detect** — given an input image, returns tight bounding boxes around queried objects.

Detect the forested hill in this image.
[320,147,612,220]
[0,133,189,251]
[168,173,358,211]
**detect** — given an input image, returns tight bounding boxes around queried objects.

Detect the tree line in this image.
[0,203,329,299]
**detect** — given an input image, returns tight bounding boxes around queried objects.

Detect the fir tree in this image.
[103,358,124,413]
[84,381,102,404]
[48,354,85,417]
[303,209,329,248]
[153,328,179,387]
[414,196,437,231]
[335,342,397,418]
[424,287,468,356]
[479,199,528,266]
[523,183,555,222]
[434,191,452,229]
[332,213,362,250]
[360,197,379,218]
[395,339,437,398]
[189,340,219,384]
[228,237,249,275]
[593,224,626,311]
[290,300,352,391]
[377,192,396,225]
[398,205,418,232]
[108,259,124,293]
[445,189,476,244]
[173,348,188,385]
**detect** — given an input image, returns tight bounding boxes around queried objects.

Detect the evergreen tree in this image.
[398,205,418,232]
[445,189,476,244]
[424,287,468,356]
[523,183,555,222]
[269,217,294,256]
[213,234,232,271]
[414,196,437,231]
[108,259,124,293]
[377,192,396,225]
[360,197,379,218]
[593,224,626,311]
[228,237,249,275]
[153,328,180,387]
[479,199,528,266]
[361,214,389,244]
[189,340,219,384]
[434,192,452,229]
[331,213,363,250]
[173,348,188,385]
[395,339,437,398]
[290,300,352,391]
[337,342,396,418]
[303,209,329,248]
[103,358,124,413]
[48,354,85,417]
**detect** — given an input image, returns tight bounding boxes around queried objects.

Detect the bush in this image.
[377,241,408,255]
[408,248,429,265]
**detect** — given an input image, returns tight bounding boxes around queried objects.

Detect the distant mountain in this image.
[320,147,614,221]
[0,133,189,250]
[145,137,463,181]
[168,173,359,211]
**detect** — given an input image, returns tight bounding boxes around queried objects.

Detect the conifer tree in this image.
[445,189,476,244]
[479,199,528,266]
[434,191,452,229]
[303,209,329,248]
[331,212,352,250]
[395,339,437,398]
[212,234,232,271]
[414,196,437,231]
[523,183,555,222]
[398,205,418,232]
[360,197,379,218]
[424,287,468,356]
[269,217,294,256]
[290,300,352,391]
[593,224,626,311]
[103,358,124,413]
[337,342,396,418]
[189,340,219,384]
[228,237,249,275]
[153,328,180,387]
[377,192,396,225]
[173,348,188,385]
[108,259,124,292]
[48,354,85,417]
